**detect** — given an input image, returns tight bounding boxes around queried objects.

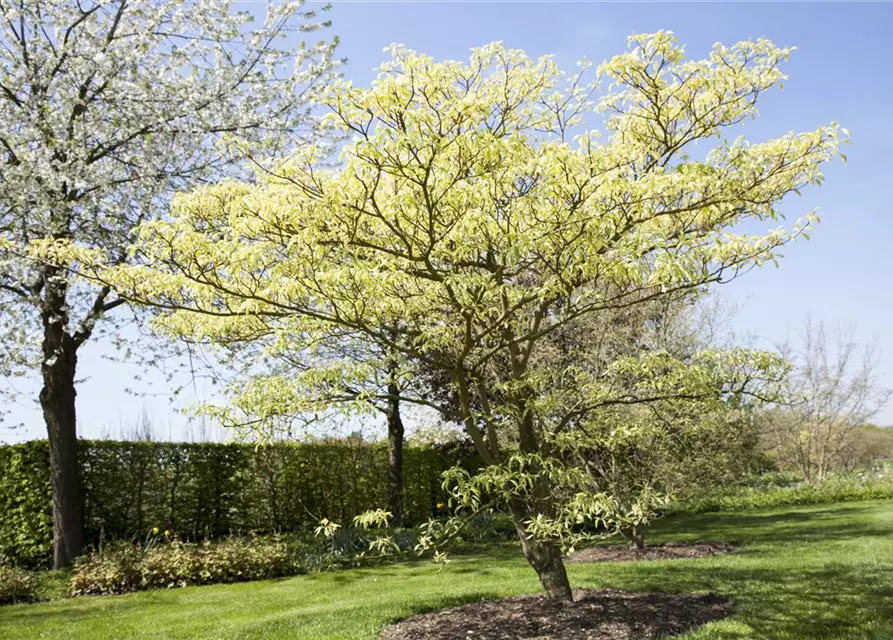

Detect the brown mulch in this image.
[566,541,737,564]
[379,589,732,640]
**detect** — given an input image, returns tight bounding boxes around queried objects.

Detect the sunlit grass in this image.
[1,500,891,639]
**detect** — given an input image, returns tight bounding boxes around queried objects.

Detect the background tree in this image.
[837,424,893,472]
[92,34,843,599]
[198,329,432,528]
[529,294,765,550]
[0,0,338,568]
[760,319,891,481]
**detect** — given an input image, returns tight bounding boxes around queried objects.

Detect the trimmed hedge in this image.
[0,439,477,568]
[0,443,53,568]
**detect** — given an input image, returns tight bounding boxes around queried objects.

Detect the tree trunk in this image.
[509,504,573,601]
[39,321,84,569]
[621,523,645,551]
[386,379,405,528]
[504,377,573,601]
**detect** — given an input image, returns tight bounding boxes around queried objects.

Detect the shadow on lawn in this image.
[363,505,893,639]
[3,505,890,640]
[382,590,506,623]
[0,590,170,628]
[656,503,891,546]
[594,562,893,639]
[567,504,893,639]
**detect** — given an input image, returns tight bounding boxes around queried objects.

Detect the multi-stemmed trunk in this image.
[510,393,574,601]
[452,355,575,602]
[385,378,405,528]
[39,280,84,569]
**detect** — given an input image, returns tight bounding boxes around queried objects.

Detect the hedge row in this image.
[0,439,477,568]
[674,472,893,514]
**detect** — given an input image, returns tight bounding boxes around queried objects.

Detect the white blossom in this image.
[0,0,340,420]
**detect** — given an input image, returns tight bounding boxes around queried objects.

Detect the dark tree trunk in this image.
[622,523,645,551]
[509,504,573,601]
[39,313,84,569]
[386,379,405,528]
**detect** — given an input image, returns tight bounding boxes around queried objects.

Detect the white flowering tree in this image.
[0,0,338,568]
[88,33,842,597]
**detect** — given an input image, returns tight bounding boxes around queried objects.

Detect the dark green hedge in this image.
[0,439,476,568]
[0,442,53,568]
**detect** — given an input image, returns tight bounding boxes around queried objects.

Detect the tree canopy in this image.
[83,32,844,598]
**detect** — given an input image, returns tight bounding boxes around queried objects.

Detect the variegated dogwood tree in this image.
[84,33,843,598]
[0,0,339,568]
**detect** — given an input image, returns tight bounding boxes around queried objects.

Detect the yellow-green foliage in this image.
[70,536,298,596]
[78,34,844,561]
[86,34,843,437]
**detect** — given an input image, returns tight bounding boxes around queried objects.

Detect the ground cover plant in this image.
[0,567,37,605]
[0,500,890,639]
[68,528,414,597]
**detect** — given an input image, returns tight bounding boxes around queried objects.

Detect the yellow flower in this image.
[436,503,443,509]
[152,527,159,534]
[164,530,171,537]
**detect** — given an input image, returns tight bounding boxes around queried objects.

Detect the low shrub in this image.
[70,544,142,596]
[58,505,519,598]
[70,535,304,596]
[69,524,423,596]
[0,566,38,605]
[676,472,893,514]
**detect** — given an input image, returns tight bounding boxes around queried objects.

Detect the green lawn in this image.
[2,500,892,639]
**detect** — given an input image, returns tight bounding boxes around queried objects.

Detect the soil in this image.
[566,541,737,564]
[380,589,731,640]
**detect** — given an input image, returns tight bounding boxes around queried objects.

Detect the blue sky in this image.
[4,1,892,442]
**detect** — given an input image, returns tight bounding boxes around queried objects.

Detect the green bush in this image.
[0,439,478,568]
[69,527,424,597]
[0,566,38,605]
[676,472,893,514]
[71,535,298,596]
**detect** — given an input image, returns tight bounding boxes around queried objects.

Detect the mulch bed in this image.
[566,541,737,564]
[380,589,732,640]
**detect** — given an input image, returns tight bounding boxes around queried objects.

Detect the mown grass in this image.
[1,500,891,639]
